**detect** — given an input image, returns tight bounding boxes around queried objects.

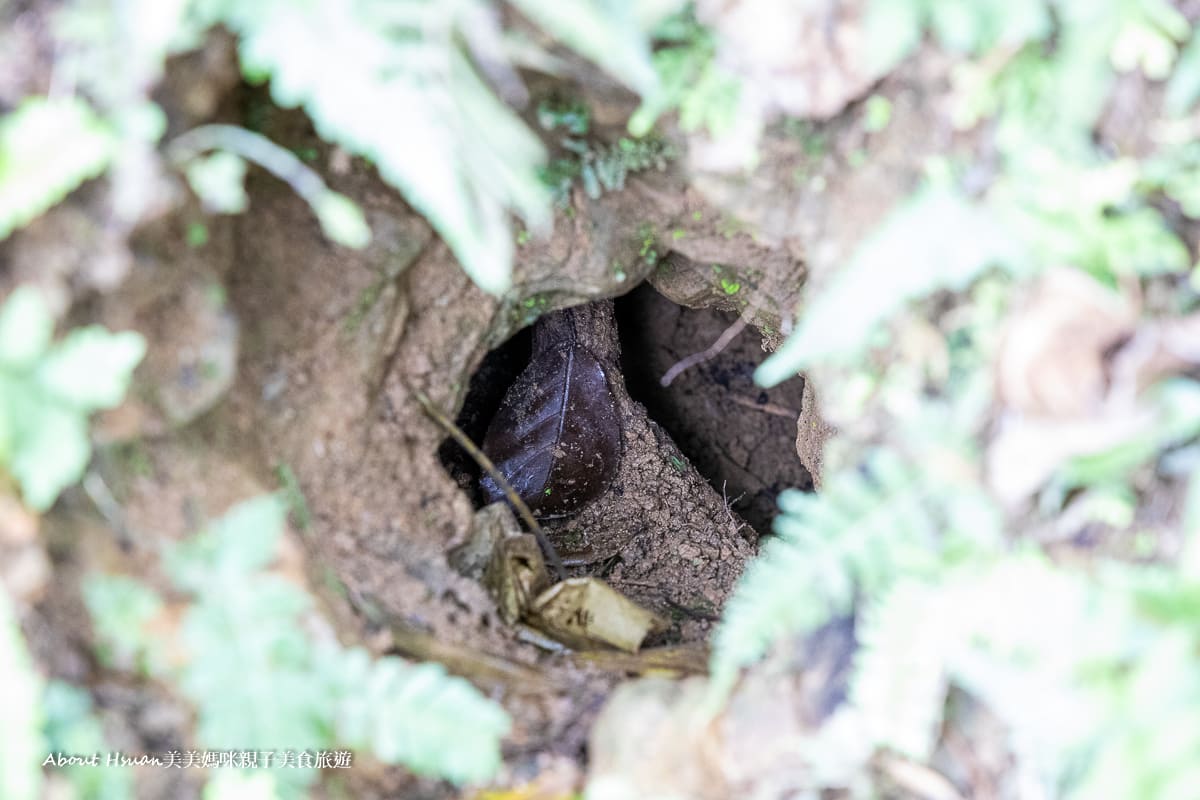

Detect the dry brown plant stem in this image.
[414,390,566,580]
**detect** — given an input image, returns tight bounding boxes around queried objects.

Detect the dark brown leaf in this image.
[481,308,622,517]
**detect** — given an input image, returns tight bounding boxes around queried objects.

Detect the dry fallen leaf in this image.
[486,532,549,626]
[989,270,1200,505]
[996,269,1135,418]
[529,578,666,654]
[467,503,665,651]
[480,308,622,518]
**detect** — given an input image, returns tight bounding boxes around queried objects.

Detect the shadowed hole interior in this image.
[438,282,812,535]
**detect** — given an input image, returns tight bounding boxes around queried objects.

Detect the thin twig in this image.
[660,316,748,387]
[413,390,565,580]
[727,394,800,419]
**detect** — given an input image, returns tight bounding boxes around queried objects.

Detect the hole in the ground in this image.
[615,283,812,533]
[439,283,813,535]
[437,325,531,504]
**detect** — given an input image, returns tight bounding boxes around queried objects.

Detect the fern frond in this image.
[330,647,511,785]
[580,137,674,199]
[710,450,934,697]
[86,494,512,792]
[190,0,546,293]
[507,0,659,95]
[850,555,1146,792]
[42,681,136,800]
[0,98,114,241]
[0,287,146,511]
[850,578,950,761]
[755,187,1020,385]
[192,0,666,294]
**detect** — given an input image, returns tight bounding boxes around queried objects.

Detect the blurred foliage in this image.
[42,681,136,800]
[0,287,145,511]
[85,495,511,796]
[5,0,684,292]
[184,0,676,293]
[714,0,1200,796]
[168,125,371,248]
[7,0,1200,796]
[0,98,114,240]
[536,94,676,206]
[628,6,741,138]
[0,589,43,800]
[755,186,1019,383]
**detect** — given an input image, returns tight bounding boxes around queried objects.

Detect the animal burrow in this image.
[437,282,811,631]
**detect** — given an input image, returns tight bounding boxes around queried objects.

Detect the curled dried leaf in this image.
[481,308,622,517]
[530,578,666,653]
[485,533,549,626]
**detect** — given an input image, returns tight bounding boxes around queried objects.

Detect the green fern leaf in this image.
[0,287,145,510]
[0,287,54,370]
[0,98,114,240]
[850,578,951,761]
[710,450,933,697]
[508,0,659,95]
[82,575,165,673]
[755,187,1020,385]
[196,0,553,294]
[330,647,511,785]
[42,681,135,800]
[90,494,511,791]
[0,591,43,800]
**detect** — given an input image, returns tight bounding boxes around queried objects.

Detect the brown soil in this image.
[19,72,822,796]
[616,283,813,534]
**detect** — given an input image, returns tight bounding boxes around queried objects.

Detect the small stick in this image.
[727,394,799,419]
[413,390,566,580]
[660,316,748,387]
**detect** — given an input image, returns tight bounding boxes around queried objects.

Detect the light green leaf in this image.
[865,0,924,72]
[186,151,249,213]
[313,191,370,249]
[36,327,146,411]
[10,402,90,511]
[508,0,660,95]
[167,494,288,592]
[204,771,279,800]
[208,493,288,572]
[331,649,511,785]
[83,575,165,672]
[0,375,14,463]
[851,579,950,760]
[756,188,1020,386]
[209,0,554,295]
[42,681,135,800]
[0,97,115,240]
[1166,33,1200,115]
[709,450,934,699]
[0,286,54,369]
[0,590,44,800]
